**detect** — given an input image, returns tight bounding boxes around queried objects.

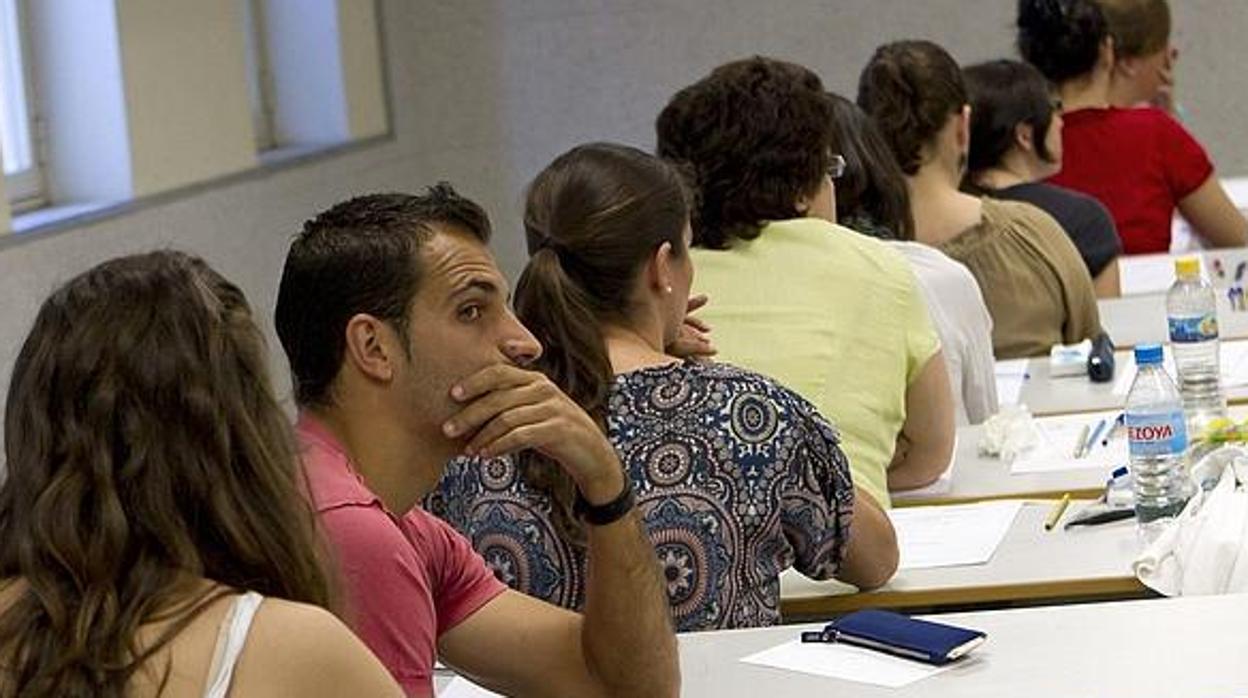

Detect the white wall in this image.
[0,0,1244,419]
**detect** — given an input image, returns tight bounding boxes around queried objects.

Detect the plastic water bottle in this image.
[1166,256,1226,436]
[1125,344,1192,539]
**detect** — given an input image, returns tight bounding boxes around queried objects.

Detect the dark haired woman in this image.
[1018,0,1246,253]
[433,142,899,632]
[655,56,956,508]
[964,59,1122,297]
[0,251,400,696]
[827,92,998,425]
[859,39,1101,359]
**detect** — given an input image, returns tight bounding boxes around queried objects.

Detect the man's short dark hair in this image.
[655,56,835,250]
[274,184,492,407]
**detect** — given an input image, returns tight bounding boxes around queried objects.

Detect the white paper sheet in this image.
[1010,409,1125,474]
[740,639,950,688]
[439,678,503,697]
[1112,339,1248,396]
[995,358,1031,407]
[888,500,1023,570]
[1119,255,1179,296]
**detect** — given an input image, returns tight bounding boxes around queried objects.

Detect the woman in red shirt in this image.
[1017,0,1246,254]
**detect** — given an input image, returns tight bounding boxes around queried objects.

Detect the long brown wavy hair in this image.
[0,250,333,697]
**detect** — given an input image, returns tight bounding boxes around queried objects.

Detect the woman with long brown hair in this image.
[432,142,898,632]
[0,251,399,697]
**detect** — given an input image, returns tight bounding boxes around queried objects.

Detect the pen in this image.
[1236,261,1247,283]
[1064,507,1135,529]
[1101,414,1124,446]
[1045,493,1072,531]
[1072,424,1090,458]
[1083,419,1107,457]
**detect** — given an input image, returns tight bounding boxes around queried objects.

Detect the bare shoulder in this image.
[232,597,402,697]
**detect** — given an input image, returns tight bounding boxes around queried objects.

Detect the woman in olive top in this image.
[656,56,955,507]
[859,40,1101,359]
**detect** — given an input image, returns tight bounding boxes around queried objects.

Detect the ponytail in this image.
[512,247,614,547]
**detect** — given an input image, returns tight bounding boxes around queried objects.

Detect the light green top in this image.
[692,218,940,507]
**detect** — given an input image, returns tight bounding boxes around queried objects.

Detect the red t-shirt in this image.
[297,414,507,697]
[1049,107,1213,255]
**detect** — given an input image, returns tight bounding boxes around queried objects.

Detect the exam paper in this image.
[888,500,1022,570]
[740,639,950,688]
[1112,339,1248,396]
[1010,410,1125,474]
[995,358,1030,407]
[438,678,503,697]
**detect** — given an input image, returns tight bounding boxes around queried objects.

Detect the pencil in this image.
[1045,493,1072,531]
[1072,424,1090,458]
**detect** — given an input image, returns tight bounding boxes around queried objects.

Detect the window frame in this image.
[241,0,278,152]
[0,0,44,210]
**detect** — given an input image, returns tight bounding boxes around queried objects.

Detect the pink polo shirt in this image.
[297,414,506,697]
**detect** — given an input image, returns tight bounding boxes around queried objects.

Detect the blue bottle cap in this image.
[1134,343,1164,365]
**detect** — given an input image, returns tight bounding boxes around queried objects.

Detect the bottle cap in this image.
[1175,257,1201,279]
[1134,343,1164,366]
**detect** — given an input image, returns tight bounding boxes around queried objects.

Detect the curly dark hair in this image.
[655,56,835,249]
[857,40,968,177]
[275,185,492,407]
[1017,0,1109,83]
[0,250,333,697]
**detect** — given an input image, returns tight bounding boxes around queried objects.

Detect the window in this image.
[0,0,42,208]
[241,0,277,151]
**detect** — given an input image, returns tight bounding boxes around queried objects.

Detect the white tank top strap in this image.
[202,591,265,698]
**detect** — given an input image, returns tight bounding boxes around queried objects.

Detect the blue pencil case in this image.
[801,609,986,665]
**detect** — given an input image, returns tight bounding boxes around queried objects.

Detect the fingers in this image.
[684,315,711,333]
[451,364,539,403]
[463,403,554,456]
[685,293,709,313]
[444,377,550,439]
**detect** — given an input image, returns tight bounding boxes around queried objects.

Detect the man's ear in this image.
[342,313,398,384]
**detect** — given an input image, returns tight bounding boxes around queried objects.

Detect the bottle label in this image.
[1126,411,1188,457]
[1168,313,1219,343]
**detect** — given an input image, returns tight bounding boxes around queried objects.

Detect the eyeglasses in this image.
[828,154,846,180]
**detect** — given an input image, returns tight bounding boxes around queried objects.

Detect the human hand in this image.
[665,293,716,361]
[443,364,623,502]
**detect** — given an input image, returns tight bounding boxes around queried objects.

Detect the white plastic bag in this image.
[1134,448,1248,595]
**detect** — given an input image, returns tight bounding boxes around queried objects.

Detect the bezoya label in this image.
[1126,410,1188,457]
[1168,313,1219,343]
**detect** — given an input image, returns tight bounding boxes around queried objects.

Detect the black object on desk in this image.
[1087,332,1115,383]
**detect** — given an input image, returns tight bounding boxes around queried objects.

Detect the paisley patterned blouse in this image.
[429,360,855,631]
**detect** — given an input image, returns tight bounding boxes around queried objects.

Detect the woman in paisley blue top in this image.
[431,142,899,631]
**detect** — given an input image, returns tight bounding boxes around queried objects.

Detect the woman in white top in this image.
[826,92,998,424]
[0,251,400,697]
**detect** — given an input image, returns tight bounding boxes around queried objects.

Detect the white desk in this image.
[780,502,1146,618]
[1005,343,1248,416]
[892,422,1110,506]
[1119,247,1248,297]
[1099,291,1248,346]
[681,594,1248,697]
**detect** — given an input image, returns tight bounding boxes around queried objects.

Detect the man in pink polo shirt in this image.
[274,185,679,698]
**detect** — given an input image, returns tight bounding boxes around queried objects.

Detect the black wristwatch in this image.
[573,479,636,526]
